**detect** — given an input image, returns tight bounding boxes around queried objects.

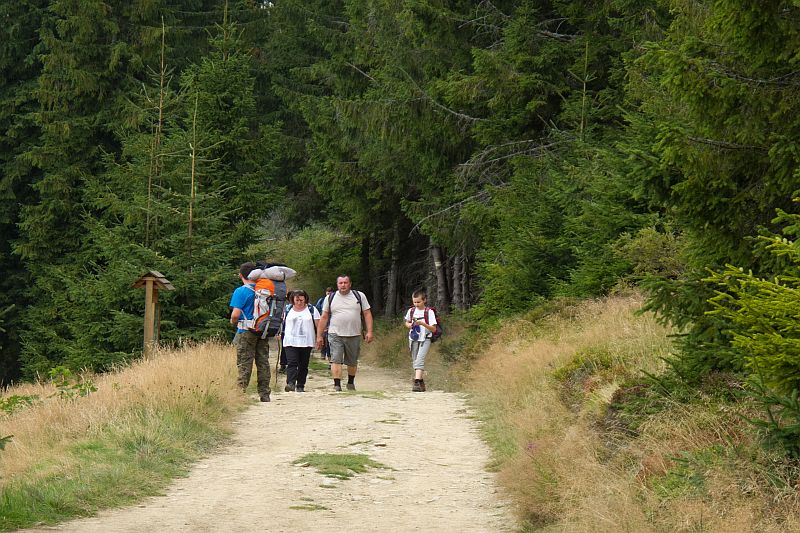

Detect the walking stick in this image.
[273,307,287,388]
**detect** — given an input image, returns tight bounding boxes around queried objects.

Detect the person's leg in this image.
[279,341,287,372]
[328,333,345,390]
[236,331,256,392]
[254,336,271,401]
[413,339,431,391]
[296,347,312,390]
[409,340,421,391]
[322,331,330,360]
[284,346,300,391]
[342,336,361,390]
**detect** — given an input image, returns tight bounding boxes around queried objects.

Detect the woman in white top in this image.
[282,289,320,392]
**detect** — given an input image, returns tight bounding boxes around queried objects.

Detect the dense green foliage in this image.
[2,1,800,453]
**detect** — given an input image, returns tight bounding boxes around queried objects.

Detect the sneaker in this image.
[419,380,426,392]
[412,381,422,392]
[260,394,271,402]
[296,386,305,392]
[284,383,295,392]
[333,384,342,392]
[346,383,356,391]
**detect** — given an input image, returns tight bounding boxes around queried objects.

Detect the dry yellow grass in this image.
[463,292,800,532]
[0,341,247,486]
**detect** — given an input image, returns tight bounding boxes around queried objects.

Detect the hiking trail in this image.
[25,363,513,532]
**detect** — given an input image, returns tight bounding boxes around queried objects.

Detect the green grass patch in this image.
[308,359,330,372]
[293,453,389,480]
[354,390,387,400]
[289,503,329,511]
[0,405,231,532]
[375,412,402,424]
[650,447,724,499]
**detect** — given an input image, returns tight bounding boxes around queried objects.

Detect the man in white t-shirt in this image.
[315,275,374,391]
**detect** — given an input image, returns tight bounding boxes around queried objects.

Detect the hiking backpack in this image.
[407,306,443,343]
[247,263,296,339]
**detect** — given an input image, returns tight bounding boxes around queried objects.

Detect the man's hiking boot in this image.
[346,383,356,391]
[419,380,426,392]
[412,381,422,392]
[284,383,295,392]
[259,394,270,402]
[334,384,342,392]
[296,386,305,392]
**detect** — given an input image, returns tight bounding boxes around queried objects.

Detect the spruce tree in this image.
[632,0,800,374]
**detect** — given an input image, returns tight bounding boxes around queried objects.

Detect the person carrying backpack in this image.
[314,287,334,361]
[403,290,438,392]
[315,275,374,391]
[229,262,271,402]
[282,289,320,393]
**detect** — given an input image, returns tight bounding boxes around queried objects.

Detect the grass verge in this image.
[456,291,800,531]
[0,342,248,531]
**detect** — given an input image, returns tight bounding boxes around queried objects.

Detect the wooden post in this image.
[133,271,174,359]
[143,279,156,357]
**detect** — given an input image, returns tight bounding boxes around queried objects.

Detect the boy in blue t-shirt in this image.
[229,262,271,402]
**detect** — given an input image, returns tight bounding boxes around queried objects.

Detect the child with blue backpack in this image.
[403,290,438,392]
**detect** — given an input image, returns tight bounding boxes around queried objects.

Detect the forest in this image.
[1,0,799,447]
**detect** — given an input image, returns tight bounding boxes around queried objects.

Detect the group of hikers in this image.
[229,262,438,402]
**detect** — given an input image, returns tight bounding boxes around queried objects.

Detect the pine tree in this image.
[632,0,800,374]
[0,0,50,383]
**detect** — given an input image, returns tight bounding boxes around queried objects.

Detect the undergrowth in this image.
[440,292,800,532]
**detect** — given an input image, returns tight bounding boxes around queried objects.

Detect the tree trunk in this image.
[360,236,370,299]
[431,240,450,313]
[452,251,463,310]
[370,233,383,316]
[384,222,399,318]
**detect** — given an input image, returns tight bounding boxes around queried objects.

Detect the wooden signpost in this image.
[133,271,175,358]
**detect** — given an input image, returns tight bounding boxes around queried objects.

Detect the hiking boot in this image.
[333,384,342,392]
[260,394,270,402]
[412,381,422,392]
[296,386,305,393]
[346,383,356,391]
[284,383,295,392]
[419,380,426,392]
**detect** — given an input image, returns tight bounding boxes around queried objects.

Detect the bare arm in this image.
[230,307,242,326]
[363,308,374,343]
[315,310,330,349]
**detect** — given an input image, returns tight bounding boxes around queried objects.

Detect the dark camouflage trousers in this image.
[236,330,271,396]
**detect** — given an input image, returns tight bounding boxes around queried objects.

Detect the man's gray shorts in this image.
[328,333,361,367]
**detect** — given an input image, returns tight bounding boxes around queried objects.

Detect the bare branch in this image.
[397,68,485,127]
[536,29,575,41]
[455,139,563,186]
[346,62,376,83]
[687,136,767,152]
[410,189,494,235]
[707,61,800,87]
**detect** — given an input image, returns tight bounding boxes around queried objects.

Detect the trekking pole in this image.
[273,309,286,389]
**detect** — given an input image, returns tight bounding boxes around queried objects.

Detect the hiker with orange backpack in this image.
[403,290,439,392]
[229,262,271,402]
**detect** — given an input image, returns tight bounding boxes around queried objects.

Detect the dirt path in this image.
[27,363,513,532]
